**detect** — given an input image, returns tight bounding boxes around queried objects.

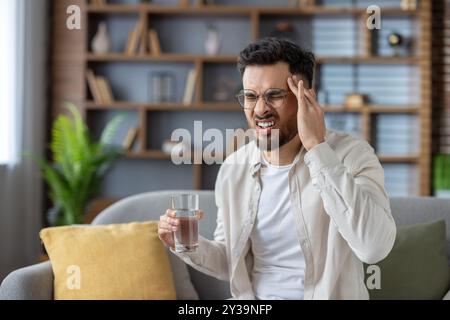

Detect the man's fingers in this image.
[303,88,316,105]
[196,210,204,220]
[297,80,308,111]
[159,220,177,231]
[166,209,176,217]
[160,214,179,226]
[287,76,298,98]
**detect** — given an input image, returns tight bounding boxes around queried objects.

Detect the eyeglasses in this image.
[235,88,294,110]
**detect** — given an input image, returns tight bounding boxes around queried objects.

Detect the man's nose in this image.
[253,96,271,116]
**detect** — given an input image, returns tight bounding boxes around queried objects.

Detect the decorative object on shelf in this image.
[344,93,367,109]
[204,23,221,56]
[433,154,450,198]
[387,32,404,56]
[270,22,296,42]
[148,28,162,55]
[149,71,176,103]
[27,103,124,226]
[183,69,198,105]
[162,139,190,156]
[212,75,238,102]
[123,127,140,152]
[400,0,417,10]
[91,22,111,54]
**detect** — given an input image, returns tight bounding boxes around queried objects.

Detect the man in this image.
[158,37,396,299]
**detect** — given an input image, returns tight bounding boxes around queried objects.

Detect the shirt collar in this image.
[249,140,307,176]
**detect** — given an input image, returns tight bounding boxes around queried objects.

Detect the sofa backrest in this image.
[93,191,450,299]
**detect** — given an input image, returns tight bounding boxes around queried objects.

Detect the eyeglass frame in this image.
[235,88,295,110]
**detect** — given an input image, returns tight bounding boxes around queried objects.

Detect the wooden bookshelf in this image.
[51,0,432,195]
[86,4,417,16]
[85,101,240,111]
[86,53,418,64]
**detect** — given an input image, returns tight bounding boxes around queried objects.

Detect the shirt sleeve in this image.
[304,140,397,264]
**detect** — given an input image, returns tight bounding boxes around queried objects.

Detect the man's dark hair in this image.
[237,37,315,88]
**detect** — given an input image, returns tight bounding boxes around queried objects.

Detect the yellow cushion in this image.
[40,221,176,300]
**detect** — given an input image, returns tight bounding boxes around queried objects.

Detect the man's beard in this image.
[255,118,298,151]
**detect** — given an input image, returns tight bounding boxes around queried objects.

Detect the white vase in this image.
[205,27,220,55]
[92,22,111,54]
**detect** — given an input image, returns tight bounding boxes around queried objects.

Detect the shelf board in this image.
[86,53,237,63]
[87,53,419,64]
[86,101,419,113]
[127,149,419,164]
[323,105,420,113]
[127,150,222,162]
[127,150,172,159]
[85,101,240,111]
[367,105,420,113]
[378,155,419,163]
[87,4,417,16]
[317,56,419,64]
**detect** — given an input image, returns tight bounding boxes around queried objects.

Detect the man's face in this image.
[242,62,300,150]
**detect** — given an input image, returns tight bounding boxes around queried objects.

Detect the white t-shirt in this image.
[250,155,306,300]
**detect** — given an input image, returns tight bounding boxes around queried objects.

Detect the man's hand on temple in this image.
[287,75,326,151]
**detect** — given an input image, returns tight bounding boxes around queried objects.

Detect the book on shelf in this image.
[96,76,114,104]
[148,29,161,56]
[123,127,140,151]
[182,69,197,105]
[124,20,144,56]
[86,69,114,104]
[86,69,103,103]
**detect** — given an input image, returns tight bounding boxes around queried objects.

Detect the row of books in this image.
[124,21,161,56]
[86,69,114,104]
[86,68,197,105]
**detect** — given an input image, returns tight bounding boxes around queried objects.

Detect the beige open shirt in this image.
[172,129,397,299]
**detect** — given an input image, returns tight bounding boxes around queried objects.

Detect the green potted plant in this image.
[433,153,450,198]
[31,102,125,225]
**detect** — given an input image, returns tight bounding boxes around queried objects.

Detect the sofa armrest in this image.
[0,261,53,300]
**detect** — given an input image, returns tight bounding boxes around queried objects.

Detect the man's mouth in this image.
[255,118,276,133]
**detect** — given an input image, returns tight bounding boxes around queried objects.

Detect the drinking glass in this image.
[171,194,199,253]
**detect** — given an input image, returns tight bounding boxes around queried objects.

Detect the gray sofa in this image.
[1,190,450,300]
